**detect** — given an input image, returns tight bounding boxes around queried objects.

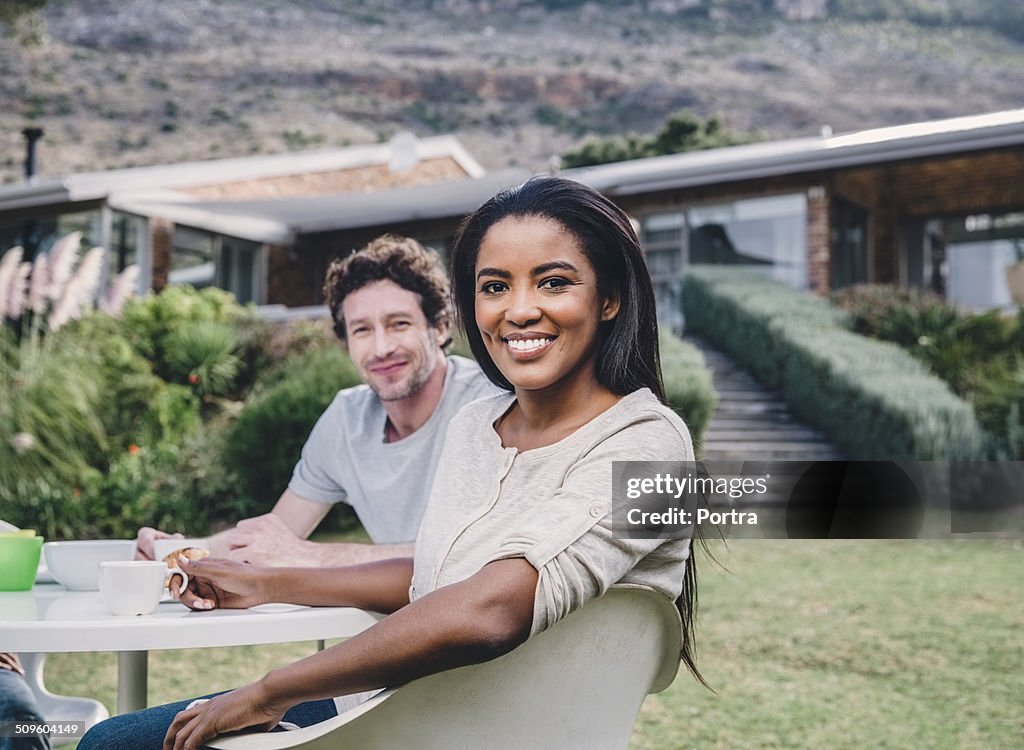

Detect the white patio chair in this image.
[19,652,109,747]
[209,585,683,750]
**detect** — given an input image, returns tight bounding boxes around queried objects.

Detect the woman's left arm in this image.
[163,558,538,750]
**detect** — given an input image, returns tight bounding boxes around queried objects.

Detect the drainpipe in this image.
[22,127,44,180]
[19,128,45,260]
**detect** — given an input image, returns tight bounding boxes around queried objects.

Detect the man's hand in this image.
[218,513,316,566]
[163,681,289,750]
[135,527,184,560]
[0,652,24,676]
[174,557,272,611]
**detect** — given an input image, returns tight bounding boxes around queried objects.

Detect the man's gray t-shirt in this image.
[288,355,500,543]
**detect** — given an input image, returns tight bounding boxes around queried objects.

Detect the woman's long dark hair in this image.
[450,175,705,686]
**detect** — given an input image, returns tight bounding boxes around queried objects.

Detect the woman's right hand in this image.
[135,526,183,560]
[174,556,271,611]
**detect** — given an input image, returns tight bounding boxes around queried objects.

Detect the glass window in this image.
[640,195,809,331]
[831,198,869,289]
[642,213,687,333]
[0,209,102,261]
[687,194,808,289]
[643,213,684,245]
[168,229,261,303]
[902,212,1024,310]
[946,240,1016,310]
[170,227,217,289]
[947,212,1024,311]
[110,212,145,271]
[218,237,261,304]
[101,211,149,296]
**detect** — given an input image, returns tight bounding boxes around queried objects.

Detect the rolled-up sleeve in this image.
[521,416,694,636]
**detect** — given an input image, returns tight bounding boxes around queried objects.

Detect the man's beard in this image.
[372,358,436,402]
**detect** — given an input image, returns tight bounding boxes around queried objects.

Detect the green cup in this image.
[0,535,44,591]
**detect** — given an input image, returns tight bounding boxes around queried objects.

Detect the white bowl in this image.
[42,540,136,591]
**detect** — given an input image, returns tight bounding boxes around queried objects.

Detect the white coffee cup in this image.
[99,561,189,616]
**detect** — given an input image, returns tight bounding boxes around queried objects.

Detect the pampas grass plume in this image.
[28,252,49,315]
[47,231,81,302]
[6,261,31,319]
[0,246,24,320]
[100,264,140,317]
[49,246,105,331]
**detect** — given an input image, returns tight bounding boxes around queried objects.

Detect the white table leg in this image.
[117,651,148,714]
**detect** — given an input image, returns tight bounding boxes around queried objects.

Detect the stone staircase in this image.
[686,335,846,463]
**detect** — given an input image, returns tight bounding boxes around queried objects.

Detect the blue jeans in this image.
[77,692,337,750]
[0,669,50,750]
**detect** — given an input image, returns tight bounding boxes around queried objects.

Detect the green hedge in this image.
[681,266,983,459]
[660,329,717,449]
[221,347,362,519]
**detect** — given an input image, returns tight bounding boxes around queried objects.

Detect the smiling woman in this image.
[78,177,702,750]
[448,177,702,660]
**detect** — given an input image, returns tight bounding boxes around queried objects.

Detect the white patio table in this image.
[0,583,382,715]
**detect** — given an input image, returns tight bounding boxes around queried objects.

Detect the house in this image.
[3,110,1023,321]
[0,133,514,306]
[566,108,1024,326]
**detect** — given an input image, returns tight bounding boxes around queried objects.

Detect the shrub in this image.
[0,313,207,539]
[164,320,244,398]
[2,443,175,540]
[119,285,268,397]
[833,284,1024,455]
[147,416,243,535]
[682,267,983,459]
[831,284,948,337]
[248,318,338,393]
[659,329,717,449]
[0,327,109,490]
[221,346,362,519]
[60,312,202,452]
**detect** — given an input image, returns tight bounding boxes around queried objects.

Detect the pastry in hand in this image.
[162,546,209,588]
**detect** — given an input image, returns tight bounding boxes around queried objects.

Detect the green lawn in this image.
[631,540,1023,750]
[44,540,1022,749]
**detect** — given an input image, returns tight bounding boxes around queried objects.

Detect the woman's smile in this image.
[503,332,557,359]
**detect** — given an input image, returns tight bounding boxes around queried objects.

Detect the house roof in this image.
[566,109,1024,195]
[110,168,533,244]
[5,109,1024,245]
[0,134,485,213]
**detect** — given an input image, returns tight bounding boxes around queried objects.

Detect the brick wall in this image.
[149,217,174,291]
[805,186,830,293]
[267,218,462,307]
[265,244,311,307]
[886,148,1024,217]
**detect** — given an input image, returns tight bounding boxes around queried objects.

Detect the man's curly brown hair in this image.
[323,234,451,343]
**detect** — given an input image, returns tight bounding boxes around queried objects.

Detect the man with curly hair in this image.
[136,235,497,566]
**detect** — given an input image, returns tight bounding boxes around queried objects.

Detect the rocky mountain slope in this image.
[2,0,1023,183]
